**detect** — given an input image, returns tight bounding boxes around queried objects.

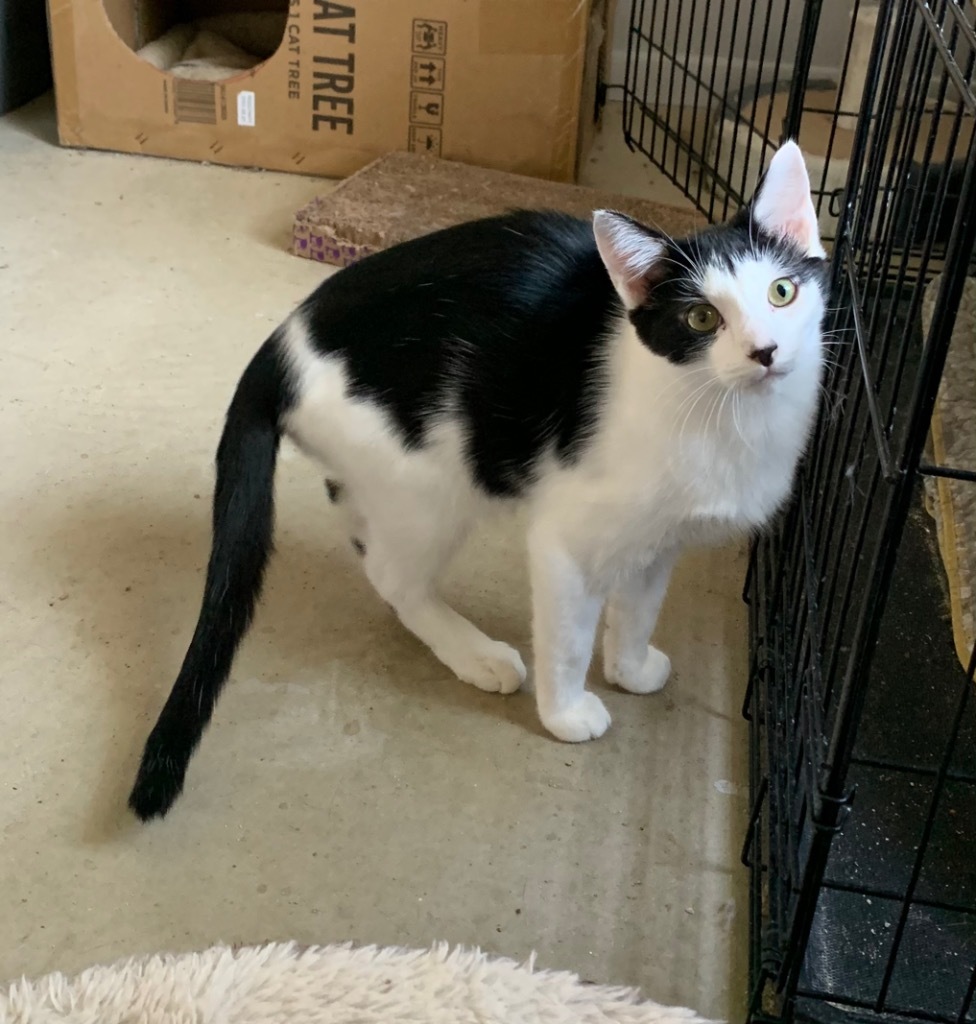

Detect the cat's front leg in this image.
[603,553,677,695]
[528,530,609,742]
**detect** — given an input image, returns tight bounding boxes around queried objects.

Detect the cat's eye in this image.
[769,278,798,306]
[686,304,721,333]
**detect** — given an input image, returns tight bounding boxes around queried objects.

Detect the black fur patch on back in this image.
[300,211,619,496]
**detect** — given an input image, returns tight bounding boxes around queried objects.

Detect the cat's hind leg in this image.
[360,505,526,695]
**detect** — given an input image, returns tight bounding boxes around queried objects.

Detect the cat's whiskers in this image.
[692,232,709,279]
[672,375,722,450]
[705,380,733,444]
[651,364,714,404]
[817,381,843,420]
[671,377,718,442]
[661,383,714,449]
[731,387,758,455]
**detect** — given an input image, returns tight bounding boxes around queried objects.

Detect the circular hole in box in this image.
[102,1,288,81]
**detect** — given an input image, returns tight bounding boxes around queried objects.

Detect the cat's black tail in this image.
[128,338,293,821]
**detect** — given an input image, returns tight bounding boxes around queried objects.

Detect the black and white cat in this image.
[129,141,828,820]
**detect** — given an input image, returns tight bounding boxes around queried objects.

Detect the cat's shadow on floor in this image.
[30,490,539,842]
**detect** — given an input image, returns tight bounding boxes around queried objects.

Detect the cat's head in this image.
[593,141,828,392]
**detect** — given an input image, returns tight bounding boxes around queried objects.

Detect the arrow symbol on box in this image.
[419,62,437,72]
[419,74,436,85]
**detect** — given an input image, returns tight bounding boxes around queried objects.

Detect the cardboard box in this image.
[48,0,611,182]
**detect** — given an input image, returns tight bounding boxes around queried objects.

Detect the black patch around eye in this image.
[629,294,716,364]
[628,268,718,365]
[626,214,829,364]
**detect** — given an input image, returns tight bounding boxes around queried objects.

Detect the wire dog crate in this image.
[622,1,976,1022]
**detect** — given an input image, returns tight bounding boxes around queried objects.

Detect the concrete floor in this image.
[0,96,748,1019]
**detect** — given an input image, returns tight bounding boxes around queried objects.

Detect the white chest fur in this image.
[529,324,821,586]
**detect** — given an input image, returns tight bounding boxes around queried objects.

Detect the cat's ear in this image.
[751,140,826,258]
[593,210,667,309]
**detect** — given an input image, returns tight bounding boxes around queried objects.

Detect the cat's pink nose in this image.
[749,344,778,368]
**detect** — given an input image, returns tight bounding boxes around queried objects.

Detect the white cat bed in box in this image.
[136,11,285,82]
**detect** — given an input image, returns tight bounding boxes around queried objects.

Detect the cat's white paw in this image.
[608,645,671,694]
[541,692,611,742]
[456,641,526,695]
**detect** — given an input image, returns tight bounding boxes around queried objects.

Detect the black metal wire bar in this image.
[851,754,976,784]
[783,0,823,138]
[795,988,970,1024]
[958,957,976,1024]
[845,0,917,263]
[817,877,976,917]
[767,570,799,984]
[671,0,698,185]
[914,0,976,115]
[856,11,932,296]
[732,0,776,205]
[819,465,870,713]
[629,44,741,117]
[742,775,769,869]
[815,349,880,714]
[881,90,972,450]
[822,115,976,1007]
[744,679,771,1022]
[626,93,753,202]
[807,4,922,695]
[724,0,761,217]
[756,0,794,167]
[809,269,903,585]
[944,0,976,48]
[760,0,908,1002]
[683,0,712,195]
[798,481,826,747]
[866,2,962,399]
[693,0,730,210]
[787,491,815,694]
[855,14,928,302]
[805,310,868,572]
[770,650,796,938]
[660,0,682,169]
[803,308,878,570]
[812,0,862,222]
[875,643,976,1009]
[845,249,899,480]
[638,2,662,155]
[918,463,976,483]
[706,0,746,221]
[622,0,643,144]
[770,594,827,989]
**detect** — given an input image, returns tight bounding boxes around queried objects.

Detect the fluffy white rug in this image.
[0,941,713,1024]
